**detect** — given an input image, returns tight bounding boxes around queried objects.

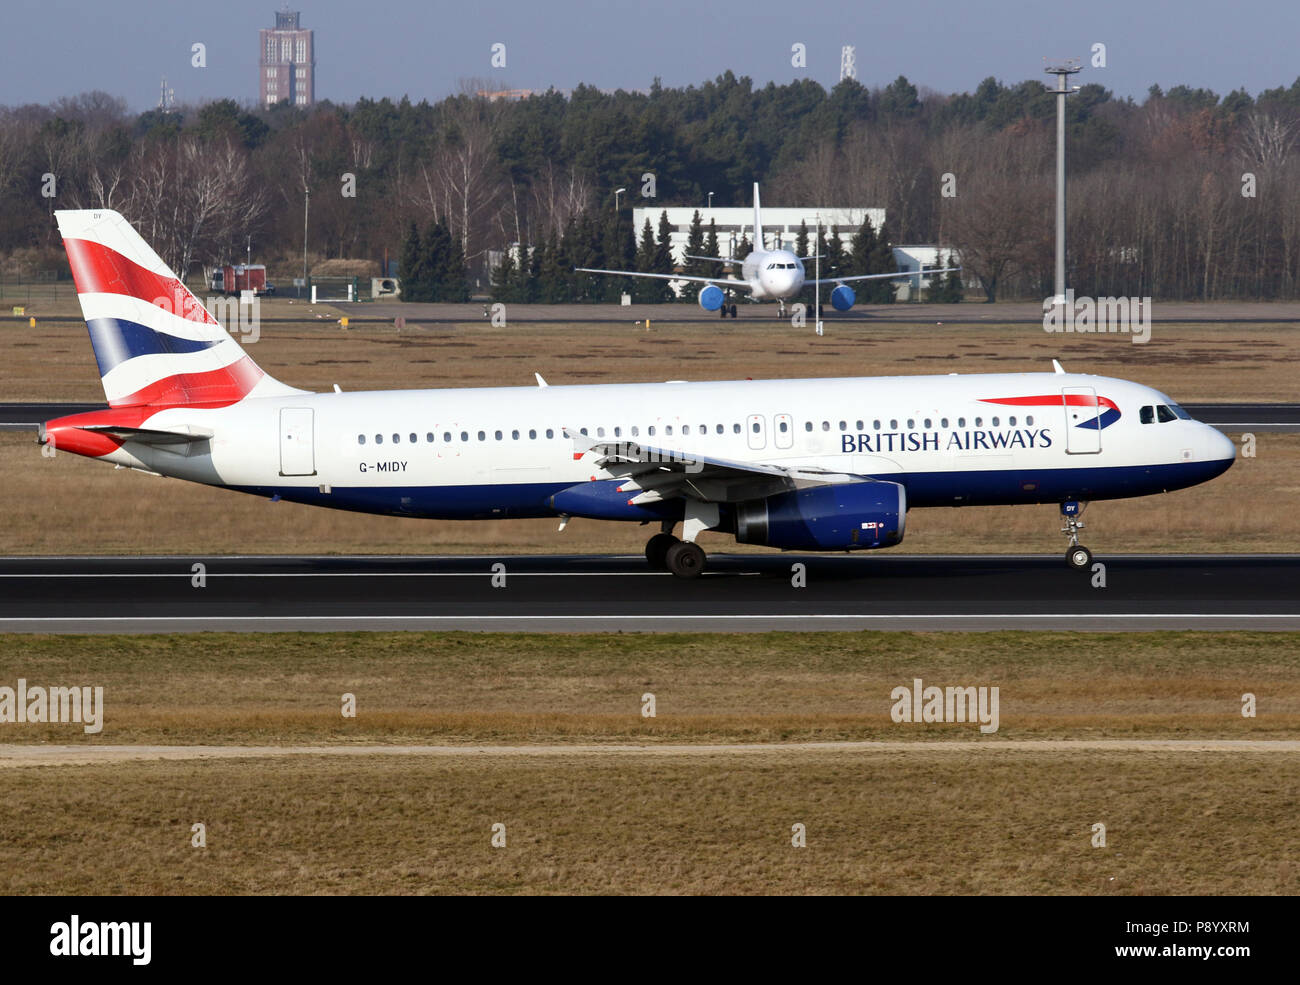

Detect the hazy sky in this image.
[8,0,1300,110]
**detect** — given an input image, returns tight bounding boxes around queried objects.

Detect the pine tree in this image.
[422,219,453,301]
[734,234,751,278]
[492,247,517,302]
[848,215,878,278]
[440,219,469,301]
[704,218,721,262]
[795,220,809,262]
[634,217,658,303]
[654,210,675,302]
[824,226,845,280]
[680,210,706,301]
[865,220,897,304]
[399,222,428,302]
[942,252,964,303]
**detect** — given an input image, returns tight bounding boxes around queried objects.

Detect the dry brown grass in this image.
[1,750,1294,894]
[1,631,1295,745]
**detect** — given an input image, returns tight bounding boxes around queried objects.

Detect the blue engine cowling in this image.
[698,284,725,311]
[830,284,856,311]
[733,481,905,551]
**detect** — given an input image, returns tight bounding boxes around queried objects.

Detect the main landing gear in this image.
[718,303,738,319]
[645,524,707,579]
[1060,500,1092,570]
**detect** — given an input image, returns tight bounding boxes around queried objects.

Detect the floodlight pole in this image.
[814,213,823,335]
[1045,59,1081,306]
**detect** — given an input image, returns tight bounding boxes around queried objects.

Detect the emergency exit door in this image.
[1062,387,1102,454]
[279,407,316,476]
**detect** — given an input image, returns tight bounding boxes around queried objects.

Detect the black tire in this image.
[729,304,738,318]
[719,304,727,319]
[1066,545,1092,570]
[645,533,678,570]
[665,541,706,579]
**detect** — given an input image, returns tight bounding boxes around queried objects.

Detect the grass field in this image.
[1,750,1294,894]
[0,631,1295,745]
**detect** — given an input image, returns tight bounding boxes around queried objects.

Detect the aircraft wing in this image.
[564,428,860,504]
[573,267,751,289]
[806,266,961,287]
[682,253,742,264]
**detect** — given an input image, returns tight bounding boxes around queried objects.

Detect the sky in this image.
[6,0,1300,111]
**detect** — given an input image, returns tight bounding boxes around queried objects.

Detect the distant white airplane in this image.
[576,182,959,317]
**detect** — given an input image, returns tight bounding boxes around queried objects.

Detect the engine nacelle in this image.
[830,284,856,311]
[698,284,725,311]
[733,481,906,551]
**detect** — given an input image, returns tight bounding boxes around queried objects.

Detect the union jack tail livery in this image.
[55,210,298,408]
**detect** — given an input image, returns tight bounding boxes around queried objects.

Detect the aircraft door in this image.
[280,407,316,475]
[746,414,767,450]
[774,414,794,449]
[1062,387,1102,454]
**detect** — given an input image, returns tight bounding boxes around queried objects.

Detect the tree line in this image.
[4,74,1300,300]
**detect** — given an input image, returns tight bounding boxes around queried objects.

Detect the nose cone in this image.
[1204,425,1236,477]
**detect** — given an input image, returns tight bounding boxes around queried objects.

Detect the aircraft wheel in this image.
[729,304,738,318]
[665,541,706,579]
[645,533,678,571]
[1066,545,1092,570]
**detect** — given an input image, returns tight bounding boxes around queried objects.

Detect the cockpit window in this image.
[1169,403,1191,420]
[1140,406,1154,424]
[1156,405,1177,423]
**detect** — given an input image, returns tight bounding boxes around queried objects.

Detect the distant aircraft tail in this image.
[752,182,764,251]
[54,209,300,408]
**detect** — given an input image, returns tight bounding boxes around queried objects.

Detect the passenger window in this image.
[974,417,982,427]
[940,418,948,428]
[666,425,674,435]
[907,419,914,429]
[733,423,741,433]
[856,420,863,430]
[358,434,366,445]
[991,417,999,427]
[1140,406,1154,424]
[839,421,847,431]
[648,426,656,436]
[958,418,965,428]
[631,426,639,437]
[716,424,723,434]
[779,421,788,432]
[1008,417,1016,427]
[821,421,830,431]
[873,420,881,430]
[392,434,400,443]
[700,424,707,434]
[426,432,434,442]
[529,429,537,439]
[545,428,554,439]
[512,430,519,440]
[924,418,932,429]
[753,422,760,433]
[443,432,451,442]
[478,431,486,441]
[375,434,383,444]
[409,433,417,443]
[890,420,897,430]
[580,428,588,436]
[683,425,690,435]
[805,422,813,432]
[494,430,503,440]
[1157,405,1176,423]
[597,427,606,437]
[1026,415,1034,426]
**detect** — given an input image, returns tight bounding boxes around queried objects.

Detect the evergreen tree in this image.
[824,226,845,279]
[941,252,964,303]
[491,247,517,302]
[654,210,676,302]
[440,219,469,301]
[704,218,721,262]
[399,222,429,302]
[795,219,809,262]
[865,220,897,304]
[848,216,878,277]
[422,220,453,301]
[679,210,707,301]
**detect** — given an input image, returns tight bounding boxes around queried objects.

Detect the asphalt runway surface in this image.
[0,553,1295,632]
[3,402,1299,432]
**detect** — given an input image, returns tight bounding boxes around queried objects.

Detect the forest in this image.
[4,71,1300,301]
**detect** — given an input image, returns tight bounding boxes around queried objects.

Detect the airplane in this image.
[575,182,959,317]
[40,209,1234,579]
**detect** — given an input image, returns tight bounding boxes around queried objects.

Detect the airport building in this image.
[260,8,316,108]
[631,205,960,297]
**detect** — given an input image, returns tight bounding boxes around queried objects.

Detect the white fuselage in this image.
[85,371,1235,522]
[739,248,806,300]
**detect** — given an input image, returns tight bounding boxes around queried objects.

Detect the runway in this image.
[0,553,1295,632]
[3,402,1299,431]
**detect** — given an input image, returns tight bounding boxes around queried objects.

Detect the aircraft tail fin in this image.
[54,209,302,408]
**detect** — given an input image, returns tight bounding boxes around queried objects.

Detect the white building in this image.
[631,205,885,261]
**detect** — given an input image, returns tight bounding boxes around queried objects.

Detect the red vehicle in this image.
[209,264,274,296]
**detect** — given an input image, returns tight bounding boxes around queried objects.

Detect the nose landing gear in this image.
[1060,501,1092,570]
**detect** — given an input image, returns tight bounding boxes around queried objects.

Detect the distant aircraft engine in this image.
[698,284,725,311]
[830,284,856,311]
[733,481,905,551]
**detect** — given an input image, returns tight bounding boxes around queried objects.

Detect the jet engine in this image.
[698,284,725,311]
[830,284,856,311]
[733,480,905,551]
